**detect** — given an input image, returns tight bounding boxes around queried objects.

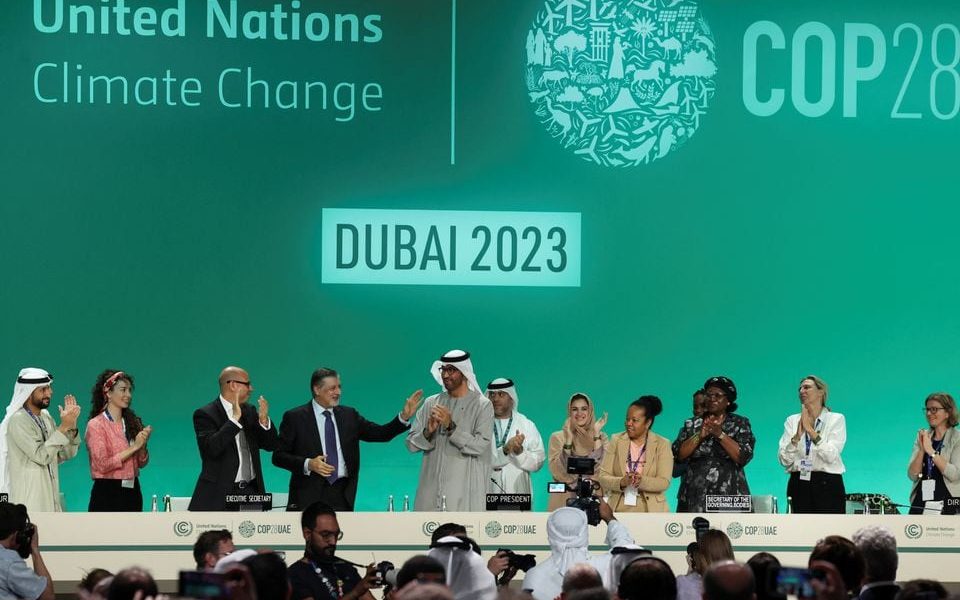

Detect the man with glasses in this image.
[189,366,279,511]
[288,501,378,600]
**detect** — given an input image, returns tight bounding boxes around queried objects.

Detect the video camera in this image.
[565,457,601,526]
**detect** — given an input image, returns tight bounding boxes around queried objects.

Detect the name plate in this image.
[486,494,532,511]
[945,497,960,515]
[705,495,752,513]
[224,493,273,512]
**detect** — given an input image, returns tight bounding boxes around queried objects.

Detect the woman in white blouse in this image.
[777,375,846,513]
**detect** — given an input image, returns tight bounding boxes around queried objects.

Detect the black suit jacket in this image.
[189,398,279,511]
[272,402,408,511]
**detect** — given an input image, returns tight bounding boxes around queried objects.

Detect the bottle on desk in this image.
[163,495,172,512]
[403,495,410,511]
[151,494,158,512]
[387,495,395,512]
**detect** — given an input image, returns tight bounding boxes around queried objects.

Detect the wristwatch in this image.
[718,431,727,440]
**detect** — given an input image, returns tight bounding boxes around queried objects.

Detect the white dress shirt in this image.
[778,409,846,474]
[218,396,271,483]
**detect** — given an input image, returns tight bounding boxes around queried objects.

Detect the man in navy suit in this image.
[189,366,279,511]
[273,367,422,511]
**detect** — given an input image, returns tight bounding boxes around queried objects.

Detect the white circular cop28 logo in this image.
[904,524,923,540]
[525,0,716,167]
[664,522,683,538]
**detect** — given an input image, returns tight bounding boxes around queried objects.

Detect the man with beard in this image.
[406,350,494,511]
[0,369,81,512]
[486,378,545,496]
[288,501,379,600]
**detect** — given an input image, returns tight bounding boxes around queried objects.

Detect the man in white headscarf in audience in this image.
[407,350,493,511]
[0,368,81,512]
[522,500,634,600]
[427,536,496,600]
[486,378,545,496]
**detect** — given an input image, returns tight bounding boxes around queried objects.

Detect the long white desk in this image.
[31,512,960,592]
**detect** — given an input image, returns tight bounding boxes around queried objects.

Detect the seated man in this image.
[193,529,235,571]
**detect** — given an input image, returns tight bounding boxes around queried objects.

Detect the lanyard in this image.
[22,408,54,481]
[926,439,944,478]
[309,560,343,599]
[804,417,823,456]
[493,416,514,448]
[626,441,646,474]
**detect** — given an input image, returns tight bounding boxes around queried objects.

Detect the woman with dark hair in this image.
[85,370,152,511]
[599,395,673,512]
[546,393,608,511]
[907,392,960,514]
[777,375,847,514]
[672,376,755,513]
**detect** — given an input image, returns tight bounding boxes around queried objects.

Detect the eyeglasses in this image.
[925,407,946,414]
[311,529,344,541]
[704,392,726,400]
[228,380,252,388]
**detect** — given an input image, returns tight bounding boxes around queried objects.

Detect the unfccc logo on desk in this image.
[525,0,716,167]
[904,524,923,540]
[173,521,194,537]
[664,522,684,538]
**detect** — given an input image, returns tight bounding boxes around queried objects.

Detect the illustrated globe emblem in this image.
[485,521,503,538]
[725,522,743,540]
[238,520,256,538]
[525,0,717,167]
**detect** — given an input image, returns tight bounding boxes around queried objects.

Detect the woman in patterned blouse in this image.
[672,376,755,512]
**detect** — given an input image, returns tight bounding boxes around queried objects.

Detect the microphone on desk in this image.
[490,478,507,493]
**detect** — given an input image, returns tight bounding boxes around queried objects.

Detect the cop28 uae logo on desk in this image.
[525,0,716,167]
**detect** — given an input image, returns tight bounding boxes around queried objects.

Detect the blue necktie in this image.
[323,410,339,484]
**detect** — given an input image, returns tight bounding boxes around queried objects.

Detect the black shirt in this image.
[288,558,361,600]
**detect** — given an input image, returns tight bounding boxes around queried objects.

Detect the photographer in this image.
[522,499,633,600]
[0,502,53,600]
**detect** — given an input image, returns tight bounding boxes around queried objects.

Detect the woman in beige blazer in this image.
[599,395,674,512]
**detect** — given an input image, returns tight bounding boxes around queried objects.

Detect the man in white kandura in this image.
[0,368,81,512]
[486,378,545,496]
[406,350,493,511]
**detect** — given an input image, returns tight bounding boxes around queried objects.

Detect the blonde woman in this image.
[546,393,607,511]
[777,375,846,513]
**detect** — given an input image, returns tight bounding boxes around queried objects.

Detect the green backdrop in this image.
[2,0,959,512]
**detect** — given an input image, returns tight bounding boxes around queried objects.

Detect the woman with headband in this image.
[85,370,152,511]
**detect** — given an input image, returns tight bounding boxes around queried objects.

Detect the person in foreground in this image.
[0,501,54,600]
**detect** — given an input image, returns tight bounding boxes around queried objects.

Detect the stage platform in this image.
[32,511,960,593]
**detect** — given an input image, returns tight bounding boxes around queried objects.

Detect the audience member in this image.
[561,564,603,599]
[522,501,633,600]
[567,588,611,600]
[288,501,377,600]
[77,568,112,600]
[397,555,447,589]
[852,526,899,600]
[809,536,864,597]
[242,552,292,600]
[677,530,736,600]
[193,529,235,571]
[105,567,157,600]
[703,561,755,600]
[617,556,677,600]
[396,582,455,600]
[745,552,781,600]
[894,580,948,600]
[428,536,497,600]
[0,502,53,600]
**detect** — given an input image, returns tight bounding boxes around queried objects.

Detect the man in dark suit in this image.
[273,367,422,511]
[189,366,279,511]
